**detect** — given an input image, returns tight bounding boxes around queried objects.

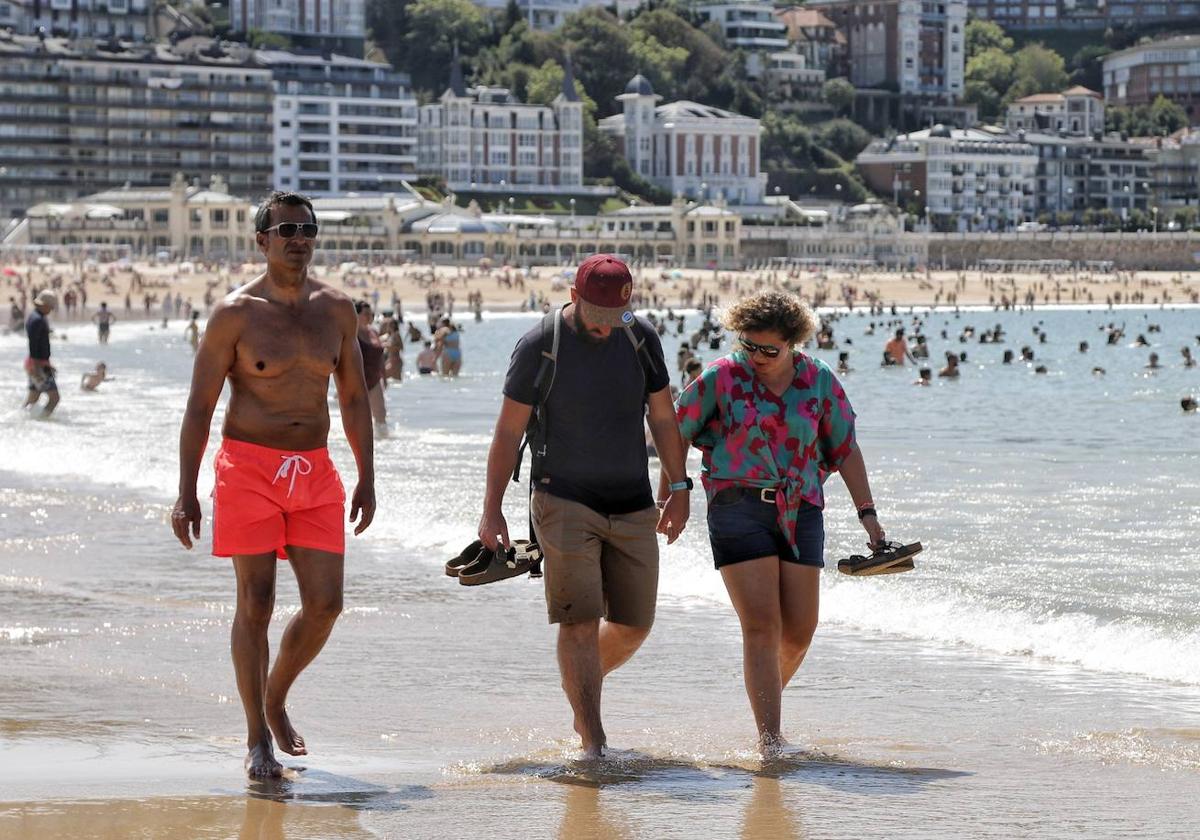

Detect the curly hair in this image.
[722,290,817,346]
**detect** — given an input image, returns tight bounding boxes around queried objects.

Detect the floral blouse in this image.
[675,350,857,561]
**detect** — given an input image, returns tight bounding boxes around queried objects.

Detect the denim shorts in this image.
[706,492,825,569]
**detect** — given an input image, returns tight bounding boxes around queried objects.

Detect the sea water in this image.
[1,305,1199,838]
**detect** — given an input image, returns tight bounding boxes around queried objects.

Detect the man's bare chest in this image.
[234,309,342,379]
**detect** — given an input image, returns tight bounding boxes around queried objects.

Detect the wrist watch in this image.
[668,477,694,492]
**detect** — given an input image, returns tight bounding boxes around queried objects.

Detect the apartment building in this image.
[695,1,790,78]
[775,6,846,75]
[416,59,584,192]
[1024,132,1151,220]
[966,1,1200,31]
[1006,86,1104,137]
[1104,36,1200,120]
[856,125,1038,231]
[810,0,966,100]
[469,0,637,31]
[260,50,418,196]
[229,0,366,54]
[0,33,273,220]
[0,0,154,39]
[599,74,766,205]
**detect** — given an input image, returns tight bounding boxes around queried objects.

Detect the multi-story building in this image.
[695,1,790,78]
[417,58,584,192]
[599,74,766,205]
[763,50,826,101]
[1137,128,1200,215]
[966,1,1200,31]
[259,50,418,196]
[1104,36,1200,121]
[0,33,273,220]
[810,0,966,100]
[1023,132,1151,221]
[469,0,638,31]
[229,0,366,55]
[855,125,1038,231]
[1006,86,1104,137]
[775,6,846,75]
[0,0,154,38]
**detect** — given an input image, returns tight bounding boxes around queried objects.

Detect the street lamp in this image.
[569,197,575,218]
[1152,205,1159,233]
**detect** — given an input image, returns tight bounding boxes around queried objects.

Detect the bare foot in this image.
[573,714,605,760]
[245,741,283,779]
[759,733,789,760]
[266,701,307,756]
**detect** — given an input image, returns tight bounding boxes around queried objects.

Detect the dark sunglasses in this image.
[739,335,783,358]
[262,222,320,240]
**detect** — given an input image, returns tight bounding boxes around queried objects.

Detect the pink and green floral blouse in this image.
[675,350,857,561]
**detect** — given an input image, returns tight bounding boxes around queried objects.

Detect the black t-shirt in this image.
[504,312,670,515]
[25,310,50,360]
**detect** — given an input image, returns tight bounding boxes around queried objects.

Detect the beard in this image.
[573,306,609,344]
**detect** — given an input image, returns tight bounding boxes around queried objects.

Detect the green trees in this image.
[1106,96,1189,136]
[1007,44,1070,103]
[965,19,1013,56]
[392,0,489,94]
[822,77,856,116]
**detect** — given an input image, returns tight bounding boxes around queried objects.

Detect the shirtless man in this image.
[884,328,915,366]
[170,192,376,779]
[92,302,116,345]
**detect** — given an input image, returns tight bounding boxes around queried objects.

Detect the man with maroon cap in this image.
[480,254,690,758]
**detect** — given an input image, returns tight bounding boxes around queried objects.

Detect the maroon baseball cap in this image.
[573,254,634,327]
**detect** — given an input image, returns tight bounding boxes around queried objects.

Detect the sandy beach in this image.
[5,257,1200,327]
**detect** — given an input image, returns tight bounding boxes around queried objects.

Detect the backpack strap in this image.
[622,317,662,396]
[512,306,562,483]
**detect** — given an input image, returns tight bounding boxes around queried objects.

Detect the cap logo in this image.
[621,310,634,325]
[620,282,632,302]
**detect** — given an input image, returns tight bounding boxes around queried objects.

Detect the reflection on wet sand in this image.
[0,795,373,840]
[742,776,805,840]
[556,785,634,840]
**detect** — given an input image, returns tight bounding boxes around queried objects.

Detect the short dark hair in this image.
[354,299,372,314]
[255,191,315,232]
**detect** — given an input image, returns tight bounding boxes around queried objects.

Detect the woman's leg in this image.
[720,555,784,749]
[367,382,386,426]
[778,564,820,687]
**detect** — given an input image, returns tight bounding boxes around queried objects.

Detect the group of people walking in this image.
[168,192,890,778]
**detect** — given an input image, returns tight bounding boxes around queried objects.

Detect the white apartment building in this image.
[470,0,637,30]
[696,1,790,78]
[599,74,766,205]
[1006,86,1104,137]
[856,126,1038,231]
[0,0,151,39]
[417,60,584,192]
[259,51,418,196]
[229,0,365,52]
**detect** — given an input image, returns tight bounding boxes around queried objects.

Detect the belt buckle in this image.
[759,488,777,504]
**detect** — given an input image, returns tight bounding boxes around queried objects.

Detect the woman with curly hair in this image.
[671,289,888,755]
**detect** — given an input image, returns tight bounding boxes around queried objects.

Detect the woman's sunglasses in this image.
[739,335,783,358]
[261,222,320,240]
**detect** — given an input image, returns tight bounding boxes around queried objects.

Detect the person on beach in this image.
[939,353,960,378]
[416,340,437,375]
[674,290,888,756]
[184,312,201,354]
[884,328,915,366]
[478,254,689,759]
[92,302,116,345]
[23,290,59,418]
[80,362,111,391]
[433,316,462,377]
[355,300,388,434]
[170,191,375,780]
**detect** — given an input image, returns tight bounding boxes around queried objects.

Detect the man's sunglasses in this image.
[261,222,320,240]
[739,335,783,358]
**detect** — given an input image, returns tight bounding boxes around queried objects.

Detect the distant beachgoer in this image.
[939,353,960,378]
[911,334,929,359]
[479,254,683,759]
[1146,352,1161,370]
[23,291,59,417]
[433,316,462,377]
[416,340,437,374]
[384,327,404,382]
[1134,334,1150,347]
[1092,367,1106,376]
[1182,347,1196,369]
[836,351,852,375]
[92,302,116,345]
[80,362,111,391]
[684,357,703,387]
[170,191,375,780]
[914,367,932,385]
[184,312,201,353]
[1183,396,1197,413]
[1079,341,1089,353]
[1002,349,1014,364]
[675,290,888,757]
[356,300,387,432]
[9,296,23,332]
[884,328,914,365]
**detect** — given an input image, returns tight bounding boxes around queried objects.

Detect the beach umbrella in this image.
[2,267,18,277]
[36,256,55,266]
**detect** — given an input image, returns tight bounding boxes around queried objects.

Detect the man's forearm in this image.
[483,430,522,514]
[178,413,210,495]
[341,395,375,482]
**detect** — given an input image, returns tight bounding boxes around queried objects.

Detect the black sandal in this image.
[445,539,485,578]
[838,541,922,576]
[459,541,543,586]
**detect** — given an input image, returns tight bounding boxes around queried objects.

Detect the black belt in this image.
[711,487,779,506]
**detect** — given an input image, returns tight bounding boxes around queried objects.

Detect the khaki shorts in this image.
[531,491,659,628]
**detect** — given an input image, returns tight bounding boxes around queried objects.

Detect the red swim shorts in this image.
[211,439,346,560]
